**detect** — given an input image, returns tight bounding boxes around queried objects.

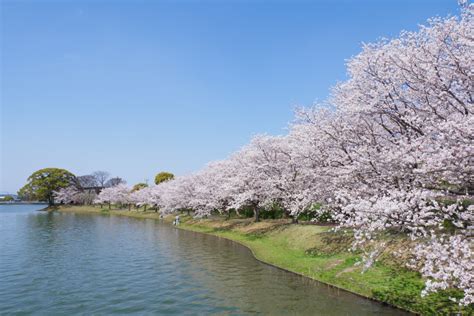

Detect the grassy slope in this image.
[54,206,471,315]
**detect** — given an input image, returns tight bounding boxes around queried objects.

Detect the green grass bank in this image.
[53,205,472,315]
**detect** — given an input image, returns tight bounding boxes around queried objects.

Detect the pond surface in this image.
[0,205,408,315]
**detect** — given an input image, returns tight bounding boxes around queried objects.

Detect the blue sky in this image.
[1,0,460,193]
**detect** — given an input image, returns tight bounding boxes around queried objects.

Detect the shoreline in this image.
[52,205,471,315]
[175,221,406,313]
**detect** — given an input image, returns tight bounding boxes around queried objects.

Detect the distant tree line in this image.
[18,169,126,205]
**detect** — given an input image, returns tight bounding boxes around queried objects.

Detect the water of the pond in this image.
[0,205,409,315]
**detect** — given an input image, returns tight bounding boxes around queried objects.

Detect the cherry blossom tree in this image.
[54,186,97,205]
[54,186,81,204]
[112,3,473,304]
[289,4,473,304]
[94,184,131,209]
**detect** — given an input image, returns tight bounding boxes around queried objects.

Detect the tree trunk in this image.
[254,207,260,222]
[187,209,190,216]
[128,204,131,211]
[144,205,147,212]
[108,202,111,210]
[292,215,299,224]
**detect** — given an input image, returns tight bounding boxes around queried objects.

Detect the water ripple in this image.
[0,205,407,315]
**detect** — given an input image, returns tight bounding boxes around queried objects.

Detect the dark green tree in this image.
[2,195,14,202]
[154,172,174,185]
[18,168,76,205]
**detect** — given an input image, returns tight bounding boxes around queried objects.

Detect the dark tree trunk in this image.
[292,215,299,224]
[254,207,260,222]
[128,204,131,211]
[187,209,190,216]
[108,202,111,210]
[144,205,147,212]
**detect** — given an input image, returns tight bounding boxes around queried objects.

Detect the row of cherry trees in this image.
[53,171,126,205]
[58,4,473,306]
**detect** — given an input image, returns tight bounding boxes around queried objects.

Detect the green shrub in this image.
[372,269,473,315]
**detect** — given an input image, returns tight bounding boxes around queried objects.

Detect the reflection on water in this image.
[0,205,408,315]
